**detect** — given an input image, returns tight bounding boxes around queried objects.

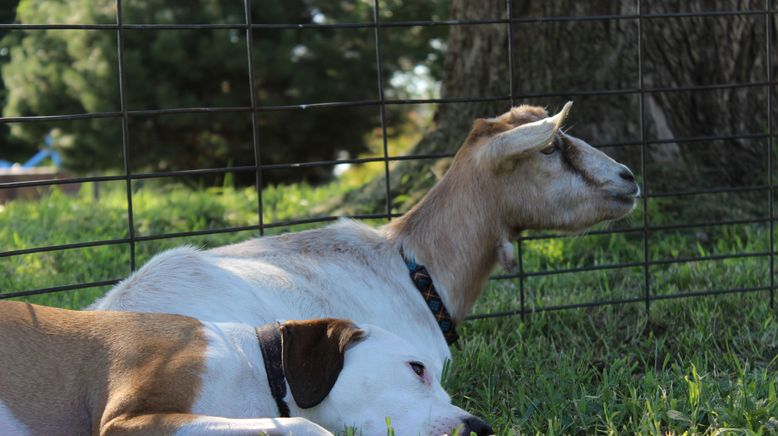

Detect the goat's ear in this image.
[280,318,365,409]
[479,101,572,171]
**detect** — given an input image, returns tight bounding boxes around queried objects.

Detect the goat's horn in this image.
[480,101,573,170]
[552,101,573,129]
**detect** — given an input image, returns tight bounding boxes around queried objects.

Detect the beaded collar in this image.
[403,253,459,346]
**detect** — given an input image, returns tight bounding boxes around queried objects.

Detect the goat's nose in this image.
[460,416,493,436]
[619,168,635,182]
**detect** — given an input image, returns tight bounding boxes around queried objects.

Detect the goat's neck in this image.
[384,173,504,323]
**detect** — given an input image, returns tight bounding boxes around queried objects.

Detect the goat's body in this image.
[93,220,451,371]
[94,104,640,373]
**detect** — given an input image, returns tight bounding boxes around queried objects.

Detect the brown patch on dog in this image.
[0,301,206,435]
[281,318,365,409]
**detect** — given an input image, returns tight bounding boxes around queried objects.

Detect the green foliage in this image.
[385,417,394,436]
[0,0,447,184]
[452,294,777,435]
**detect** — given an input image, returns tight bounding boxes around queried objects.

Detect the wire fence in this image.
[0,0,775,317]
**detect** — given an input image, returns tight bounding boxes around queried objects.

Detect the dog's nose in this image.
[460,416,493,436]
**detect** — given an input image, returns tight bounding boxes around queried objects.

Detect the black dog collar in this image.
[402,252,459,346]
[256,322,291,418]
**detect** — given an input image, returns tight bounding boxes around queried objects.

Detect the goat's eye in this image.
[409,361,425,377]
[540,145,557,155]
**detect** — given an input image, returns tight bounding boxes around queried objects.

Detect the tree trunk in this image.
[342,0,771,214]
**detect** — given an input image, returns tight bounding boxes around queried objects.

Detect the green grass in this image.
[0,180,374,307]
[456,293,777,435]
[1,181,777,434]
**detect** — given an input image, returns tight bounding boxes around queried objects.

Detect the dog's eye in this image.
[409,361,425,377]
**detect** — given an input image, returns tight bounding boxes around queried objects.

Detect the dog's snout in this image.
[618,168,635,182]
[460,416,493,436]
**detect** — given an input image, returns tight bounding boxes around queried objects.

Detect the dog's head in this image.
[280,319,492,435]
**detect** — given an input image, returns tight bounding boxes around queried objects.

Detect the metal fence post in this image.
[244,0,265,236]
[637,0,651,316]
[115,0,136,271]
[766,0,775,309]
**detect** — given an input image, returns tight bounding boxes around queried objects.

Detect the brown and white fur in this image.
[92,102,640,373]
[0,301,491,436]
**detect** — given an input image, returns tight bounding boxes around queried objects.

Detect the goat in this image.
[92,102,639,374]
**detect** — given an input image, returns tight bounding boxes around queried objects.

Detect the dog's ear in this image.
[280,318,365,409]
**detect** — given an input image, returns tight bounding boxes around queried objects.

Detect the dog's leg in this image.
[101,413,333,436]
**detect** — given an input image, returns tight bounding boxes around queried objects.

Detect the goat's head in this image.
[462,101,639,234]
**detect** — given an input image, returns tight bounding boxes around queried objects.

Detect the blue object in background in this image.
[0,134,61,169]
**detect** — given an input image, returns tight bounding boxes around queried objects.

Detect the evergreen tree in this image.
[1,0,446,183]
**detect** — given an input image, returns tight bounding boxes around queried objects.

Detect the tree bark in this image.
[342,0,771,214]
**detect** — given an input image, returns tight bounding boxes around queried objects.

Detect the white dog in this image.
[0,301,491,435]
